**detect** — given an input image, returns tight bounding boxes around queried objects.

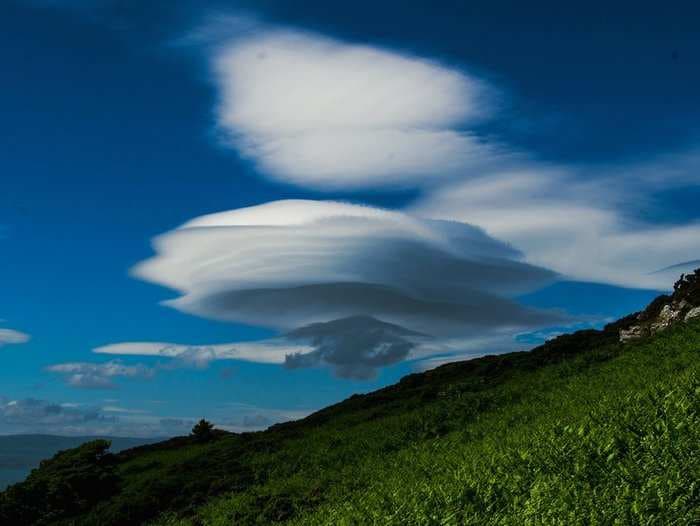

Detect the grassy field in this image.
[2,318,699,525]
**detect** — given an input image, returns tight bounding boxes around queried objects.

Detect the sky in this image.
[1,0,698,436]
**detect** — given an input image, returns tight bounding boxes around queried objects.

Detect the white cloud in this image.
[412,165,700,290]
[46,360,154,389]
[0,328,30,347]
[210,28,496,188]
[106,200,563,378]
[200,18,700,290]
[95,318,428,379]
[100,18,698,379]
[94,340,312,366]
[132,199,557,332]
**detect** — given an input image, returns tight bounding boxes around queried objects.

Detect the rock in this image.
[620,268,700,343]
[685,307,700,322]
[650,304,683,334]
[620,325,646,342]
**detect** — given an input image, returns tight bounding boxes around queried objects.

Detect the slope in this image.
[1,272,699,525]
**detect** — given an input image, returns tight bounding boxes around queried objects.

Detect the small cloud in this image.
[46,360,153,390]
[94,340,313,366]
[0,328,31,348]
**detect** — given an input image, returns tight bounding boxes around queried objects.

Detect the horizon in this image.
[1,0,699,437]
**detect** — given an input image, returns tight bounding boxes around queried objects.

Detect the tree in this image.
[0,440,118,525]
[191,419,215,442]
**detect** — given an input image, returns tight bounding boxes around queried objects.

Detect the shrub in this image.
[191,420,215,443]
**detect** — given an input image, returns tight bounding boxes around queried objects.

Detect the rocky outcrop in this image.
[685,307,700,322]
[619,268,700,343]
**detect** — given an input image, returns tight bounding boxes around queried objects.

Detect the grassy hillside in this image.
[1,316,699,524]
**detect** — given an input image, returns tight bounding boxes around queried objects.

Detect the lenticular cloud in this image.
[212,30,497,188]
[121,200,561,377]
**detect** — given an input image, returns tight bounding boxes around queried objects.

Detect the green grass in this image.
[156,322,700,526]
[283,333,700,525]
[2,319,699,525]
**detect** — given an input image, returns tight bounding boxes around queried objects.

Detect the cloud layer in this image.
[211,28,496,188]
[103,200,562,378]
[0,397,118,435]
[0,393,307,437]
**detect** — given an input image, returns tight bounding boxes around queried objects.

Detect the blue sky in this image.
[1,0,698,436]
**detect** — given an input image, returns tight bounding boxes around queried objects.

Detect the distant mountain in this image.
[0,435,158,490]
[1,270,699,525]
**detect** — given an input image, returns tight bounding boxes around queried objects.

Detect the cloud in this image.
[208,26,498,188]
[101,200,563,378]
[133,200,558,330]
[94,340,313,367]
[0,395,182,437]
[412,162,700,290]
[46,360,154,389]
[198,17,700,291]
[94,319,426,379]
[0,328,30,348]
[284,316,425,379]
[0,397,117,435]
[96,317,426,379]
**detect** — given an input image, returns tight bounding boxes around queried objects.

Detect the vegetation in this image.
[1,299,699,524]
[0,435,157,491]
[191,420,215,443]
[0,440,118,525]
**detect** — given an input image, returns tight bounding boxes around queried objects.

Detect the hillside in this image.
[0,436,158,491]
[1,272,699,525]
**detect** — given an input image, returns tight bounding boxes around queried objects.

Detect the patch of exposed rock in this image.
[686,306,700,322]
[620,268,700,342]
